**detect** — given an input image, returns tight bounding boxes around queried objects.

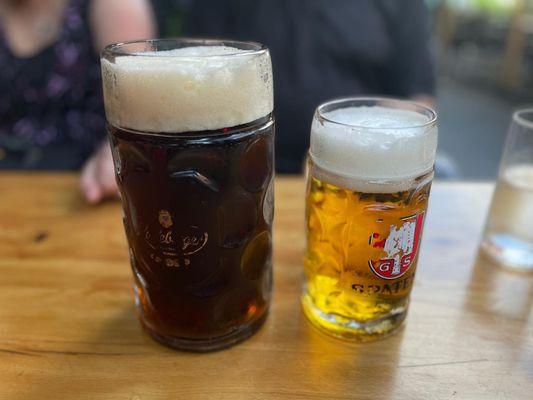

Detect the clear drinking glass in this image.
[481,109,533,271]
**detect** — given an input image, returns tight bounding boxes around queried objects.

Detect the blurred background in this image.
[156,0,533,180]
[2,0,533,191]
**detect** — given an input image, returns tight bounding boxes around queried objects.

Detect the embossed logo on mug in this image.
[144,210,208,268]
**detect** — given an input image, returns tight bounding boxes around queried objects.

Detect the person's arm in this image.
[385,0,436,107]
[90,0,156,52]
[80,0,156,204]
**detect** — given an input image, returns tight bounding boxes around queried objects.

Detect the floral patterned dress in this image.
[0,0,105,170]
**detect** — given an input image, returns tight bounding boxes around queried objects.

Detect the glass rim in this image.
[513,108,533,130]
[315,97,438,130]
[102,38,268,59]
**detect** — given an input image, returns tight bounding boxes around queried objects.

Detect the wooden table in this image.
[0,174,531,399]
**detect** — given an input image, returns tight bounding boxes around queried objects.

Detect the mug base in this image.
[140,310,269,352]
[301,295,407,342]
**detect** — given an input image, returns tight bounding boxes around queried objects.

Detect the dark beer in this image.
[101,39,275,350]
[110,119,274,348]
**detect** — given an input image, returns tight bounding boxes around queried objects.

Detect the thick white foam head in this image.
[101,46,273,133]
[310,103,438,190]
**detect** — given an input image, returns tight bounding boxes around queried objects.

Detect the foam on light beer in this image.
[101,46,273,133]
[311,105,438,192]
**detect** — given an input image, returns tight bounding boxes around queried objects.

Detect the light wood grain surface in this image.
[0,173,531,400]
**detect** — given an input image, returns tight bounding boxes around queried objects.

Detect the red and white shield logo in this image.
[368,213,425,280]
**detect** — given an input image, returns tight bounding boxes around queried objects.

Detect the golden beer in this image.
[302,98,438,340]
[303,167,432,339]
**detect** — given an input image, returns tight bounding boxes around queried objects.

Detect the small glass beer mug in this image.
[101,39,274,351]
[302,98,438,341]
[481,109,533,271]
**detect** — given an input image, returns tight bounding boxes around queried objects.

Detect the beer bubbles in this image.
[101,44,273,133]
[310,100,438,192]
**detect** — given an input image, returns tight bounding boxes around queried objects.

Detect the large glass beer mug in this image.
[302,98,438,341]
[101,39,274,351]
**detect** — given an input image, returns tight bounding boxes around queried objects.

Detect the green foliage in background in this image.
[165,13,184,37]
[475,0,519,13]
[442,0,522,15]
